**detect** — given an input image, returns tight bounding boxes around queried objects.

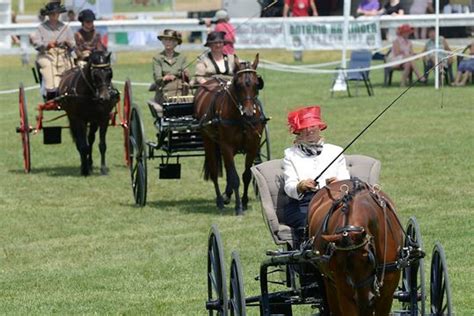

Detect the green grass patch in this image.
[1,50,473,314]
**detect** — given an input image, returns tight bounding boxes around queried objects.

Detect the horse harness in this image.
[313,179,424,296]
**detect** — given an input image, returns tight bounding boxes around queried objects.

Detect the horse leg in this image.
[374,271,400,315]
[203,138,224,210]
[221,146,242,215]
[71,120,90,176]
[88,122,98,173]
[98,121,109,175]
[241,148,259,210]
[222,183,233,205]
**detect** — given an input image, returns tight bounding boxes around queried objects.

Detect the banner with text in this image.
[235,19,381,50]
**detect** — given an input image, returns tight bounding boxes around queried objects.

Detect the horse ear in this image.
[234,54,240,71]
[106,51,112,62]
[252,53,259,70]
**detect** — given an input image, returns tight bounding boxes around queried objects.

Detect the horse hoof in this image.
[235,209,244,216]
[100,167,109,175]
[222,192,231,205]
[216,197,225,210]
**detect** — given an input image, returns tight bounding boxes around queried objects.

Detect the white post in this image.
[19,0,24,14]
[435,0,440,89]
[342,0,351,68]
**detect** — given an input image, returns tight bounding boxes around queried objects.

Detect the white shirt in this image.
[282,143,351,200]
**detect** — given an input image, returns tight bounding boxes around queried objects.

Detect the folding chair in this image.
[345,50,374,97]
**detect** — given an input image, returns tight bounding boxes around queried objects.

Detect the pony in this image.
[58,51,119,176]
[194,54,266,215]
[308,179,404,315]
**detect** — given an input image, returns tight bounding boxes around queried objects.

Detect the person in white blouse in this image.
[282,105,350,235]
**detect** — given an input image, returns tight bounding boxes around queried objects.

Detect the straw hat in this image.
[43,2,66,15]
[157,29,182,45]
[287,106,327,134]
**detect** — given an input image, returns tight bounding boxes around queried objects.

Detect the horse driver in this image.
[282,106,350,246]
[30,2,75,101]
[74,9,106,66]
[194,31,235,85]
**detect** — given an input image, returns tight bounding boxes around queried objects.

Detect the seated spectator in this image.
[74,9,106,64]
[383,0,404,15]
[423,27,453,76]
[443,0,470,14]
[452,41,474,86]
[409,0,433,39]
[357,0,383,16]
[387,24,426,87]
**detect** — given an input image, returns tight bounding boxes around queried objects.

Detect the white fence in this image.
[1,14,474,55]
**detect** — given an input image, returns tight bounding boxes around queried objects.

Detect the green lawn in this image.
[0,50,473,314]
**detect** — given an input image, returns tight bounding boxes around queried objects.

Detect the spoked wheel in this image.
[252,123,270,197]
[206,225,228,316]
[400,216,426,315]
[129,104,147,206]
[122,79,132,166]
[17,83,31,173]
[430,242,453,316]
[229,251,246,316]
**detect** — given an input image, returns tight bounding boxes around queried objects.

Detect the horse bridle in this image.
[80,61,112,98]
[226,67,259,116]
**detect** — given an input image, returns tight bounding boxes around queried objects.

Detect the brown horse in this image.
[58,51,119,176]
[194,54,265,215]
[308,179,403,315]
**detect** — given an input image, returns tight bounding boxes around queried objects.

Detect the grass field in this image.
[0,49,473,315]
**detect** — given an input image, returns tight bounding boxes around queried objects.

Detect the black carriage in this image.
[123,79,271,206]
[205,157,453,315]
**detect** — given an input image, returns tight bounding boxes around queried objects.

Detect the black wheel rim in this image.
[229,251,246,316]
[430,243,453,316]
[129,106,147,206]
[19,83,31,173]
[401,216,425,315]
[207,225,228,316]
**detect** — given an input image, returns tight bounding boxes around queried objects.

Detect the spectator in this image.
[152,29,189,105]
[443,0,470,14]
[423,27,453,80]
[194,31,235,85]
[11,11,20,45]
[282,105,350,242]
[409,0,433,39]
[441,0,470,38]
[357,0,383,16]
[387,24,426,87]
[30,2,75,100]
[205,10,235,55]
[452,41,474,86]
[74,9,106,64]
[67,9,76,22]
[283,0,318,17]
[383,0,404,15]
[259,0,284,17]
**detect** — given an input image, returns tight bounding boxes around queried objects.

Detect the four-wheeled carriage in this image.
[205,157,453,315]
[15,80,130,174]
[124,78,271,207]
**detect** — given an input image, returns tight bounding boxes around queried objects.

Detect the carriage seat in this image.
[250,154,381,248]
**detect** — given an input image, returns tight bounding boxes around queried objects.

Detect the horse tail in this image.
[203,144,222,181]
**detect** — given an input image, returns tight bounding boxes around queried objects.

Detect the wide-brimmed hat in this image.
[288,106,327,134]
[157,29,182,45]
[204,31,228,47]
[78,9,96,22]
[43,2,67,15]
[397,24,414,35]
[214,10,229,20]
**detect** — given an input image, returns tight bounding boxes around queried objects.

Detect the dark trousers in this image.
[283,191,316,247]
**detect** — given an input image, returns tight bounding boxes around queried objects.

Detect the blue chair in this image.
[345,50,374,97]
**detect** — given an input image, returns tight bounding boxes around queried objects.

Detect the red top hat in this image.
[288,106,327,134]
[397,24,414,35]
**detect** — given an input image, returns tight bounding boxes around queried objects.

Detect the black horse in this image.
[58,51,119,176]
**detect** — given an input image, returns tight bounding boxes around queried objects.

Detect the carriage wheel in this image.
[430,242,453,316]
[400,216,426,315]
[252,124,271,197]
[122,79,132,166]
[229,251,246,316]
[129,104,147,206]
[206,225,228,316]
[18,83,31,173]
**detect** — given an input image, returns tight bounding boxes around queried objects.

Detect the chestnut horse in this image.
[194,54,265,215]
[308,179,403,315]
[58,51,119,176]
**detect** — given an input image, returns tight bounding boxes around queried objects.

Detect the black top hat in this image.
[43,2,67,15]
[78,9,96,22]
[204,31,228,47]
[157,29,182,45]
